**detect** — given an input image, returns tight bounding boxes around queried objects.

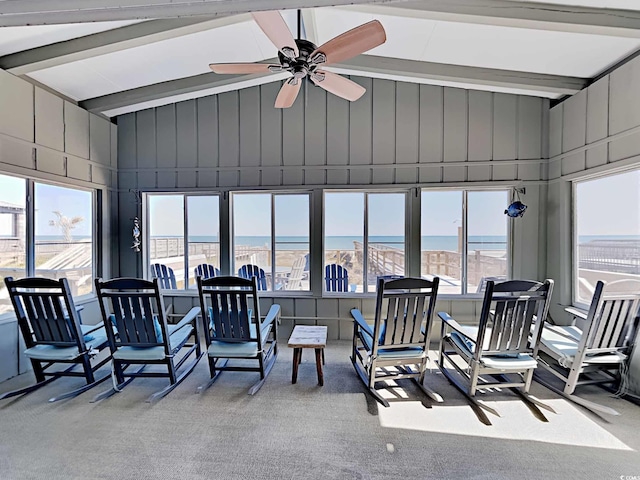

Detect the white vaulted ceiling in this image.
[0,0,638,117]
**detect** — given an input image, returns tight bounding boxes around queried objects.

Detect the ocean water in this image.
[186,235,508,251]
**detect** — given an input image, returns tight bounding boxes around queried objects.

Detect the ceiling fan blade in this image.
[209,63,277,74]
[274,79,301,108]
[252,11,299,58]
[311,71,365,101]
[310,20,386,66]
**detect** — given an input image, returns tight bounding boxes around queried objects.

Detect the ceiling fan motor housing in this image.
[278,39,322,80]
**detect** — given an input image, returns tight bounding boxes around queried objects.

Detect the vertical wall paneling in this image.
[373,79,395,166]
[35,88,64,151]
[304,83,327,168]
[468,90,493,161]
[395,82,419,165]
[0,69,34,142]
[493,93,517,161]
[156,104,177,169]
[218,91,241,169]
[239,88,261,168]
[117,114,136,172]
[586,76,609,143]
[282,85,305,167]
[419,84,444,164]
[549,104,563,160]
[135,109,156,189]
[326,89,349,167]
[176,100,198,188]
[562,89,587,153]
[64,102,90,159]
[443,88,468,164]
[89,115,111,167]
[348,77,373,166]
[609,58,640,135]
[196,95,219,172]
[518,96,542,160]
[259,82,283,168]
[467,90,492,181]
[176,100,198,169]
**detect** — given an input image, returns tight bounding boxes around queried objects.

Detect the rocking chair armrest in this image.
[350,309,374,339]
[564,306,586,326]
[173,307,201,331]
[438,312,477,342]
[261,304,280,331]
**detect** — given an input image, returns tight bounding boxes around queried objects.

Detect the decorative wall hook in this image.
[129,189,142,205]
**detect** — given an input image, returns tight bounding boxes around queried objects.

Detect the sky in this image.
[576,169,640,235]
[0,174,92,237]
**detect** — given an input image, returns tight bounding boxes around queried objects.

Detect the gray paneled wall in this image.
[116,77,548,276]
[547,55,640,394]
[116,76,549,329]
[0,68,118,382]
[117,77,548,190]
[547,53,640,316]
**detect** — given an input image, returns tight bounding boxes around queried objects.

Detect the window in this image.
[421,191,462,294]
[233,192,310,292]
[421,189,509,295]
[0,174,26,315]
[147,194,220,289]
[575,170,640,305]
[324,191,406,293]
[34,183,94,297]
[467,191,509,293]
[0,174,97,315]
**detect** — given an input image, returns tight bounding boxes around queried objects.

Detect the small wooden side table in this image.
[287,325,328,386]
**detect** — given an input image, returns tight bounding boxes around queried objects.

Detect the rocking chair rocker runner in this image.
[536,279,640,416]
[351,276,442,407]
[438,279,555,425]
[93,277,202,403]
[0,277,112,403]
[196,275,280,395]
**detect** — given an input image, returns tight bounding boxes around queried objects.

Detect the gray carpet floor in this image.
[1,341,639,480]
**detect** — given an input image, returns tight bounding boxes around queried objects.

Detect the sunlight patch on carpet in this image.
[377,398,632,450]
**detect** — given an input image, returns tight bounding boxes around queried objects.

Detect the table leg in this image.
[315,348,324,386]
[292,348,301,384]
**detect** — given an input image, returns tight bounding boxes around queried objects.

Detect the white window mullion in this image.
[461,190,468,295]
[183,195,189,290]
[26,179,35,276]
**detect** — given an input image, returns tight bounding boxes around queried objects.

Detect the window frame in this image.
[144,192,222,290]
[571,167,640,309]
[420,187,512,296]
[231,190,312,294]
[322,188,410,295]
[0,172,99,319]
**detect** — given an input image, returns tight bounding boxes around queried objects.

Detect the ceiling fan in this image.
[209,10,386,108]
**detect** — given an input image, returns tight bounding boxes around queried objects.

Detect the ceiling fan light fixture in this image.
[281,46,297,59]
[309,52,327,65]
[310,71,325,82]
